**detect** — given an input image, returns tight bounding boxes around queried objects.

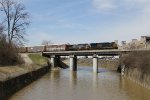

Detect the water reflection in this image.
[69,71,77,89]
[10,66,150,100]
[92,73,98,89]
[120,77,150,100]
[50,70,61,91]
[50,70,61,79]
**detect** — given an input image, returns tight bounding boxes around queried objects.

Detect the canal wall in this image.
[120,51,150,89]
[0,65,50,100]
[123,67,150,90]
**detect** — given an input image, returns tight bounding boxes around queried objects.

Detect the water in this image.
[10,66,150,100]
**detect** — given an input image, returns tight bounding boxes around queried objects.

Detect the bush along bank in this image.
[0,65,50,100]
[119,51,150,89]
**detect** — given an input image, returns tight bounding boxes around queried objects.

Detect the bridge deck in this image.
[42,49,125,56]
[42,49,150,57]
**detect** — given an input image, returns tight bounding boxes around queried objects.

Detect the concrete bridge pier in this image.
[50,55,56,68]
[70,55,77,71]
[55,56,60,66]
[93,55,98,73]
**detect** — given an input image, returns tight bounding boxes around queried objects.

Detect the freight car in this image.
[18,45,46,53]
[45,44,68,51]
[27,45,46,53]
[18,42,118,53]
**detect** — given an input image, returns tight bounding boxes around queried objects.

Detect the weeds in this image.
[0,34,23,66]
[120,51,150,74]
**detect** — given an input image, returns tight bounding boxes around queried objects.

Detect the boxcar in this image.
[45,44,68,52]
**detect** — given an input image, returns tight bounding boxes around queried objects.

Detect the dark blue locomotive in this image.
[89,42,118,50]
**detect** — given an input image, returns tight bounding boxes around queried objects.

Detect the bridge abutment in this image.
[70,55,77,71]
[93,55,98,73]
[50,56,55,68]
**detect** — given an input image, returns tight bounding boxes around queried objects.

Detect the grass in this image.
[0,54,48,81]
[28,54,48,65]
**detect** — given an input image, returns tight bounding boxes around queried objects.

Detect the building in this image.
[121,35,150,50]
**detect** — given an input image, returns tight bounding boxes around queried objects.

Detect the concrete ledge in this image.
[0,66,50,100]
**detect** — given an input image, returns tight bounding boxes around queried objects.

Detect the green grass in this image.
[28,54,48,65]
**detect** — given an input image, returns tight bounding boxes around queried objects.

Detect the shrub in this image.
[120,51,150,74]
[0,34,23,66]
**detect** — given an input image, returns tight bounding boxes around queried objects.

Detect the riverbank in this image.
[120,51,150,89]
[0,53,50,100]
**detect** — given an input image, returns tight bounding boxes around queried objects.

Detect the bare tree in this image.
[0,25,3,34]
[42,40,53,46]
[0,0,30,44]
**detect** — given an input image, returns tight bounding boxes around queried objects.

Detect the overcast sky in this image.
[21,0,150,46]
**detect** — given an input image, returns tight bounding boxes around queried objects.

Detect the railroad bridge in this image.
[42,49,149,73]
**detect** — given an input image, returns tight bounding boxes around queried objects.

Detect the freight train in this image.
[19,42,118,53]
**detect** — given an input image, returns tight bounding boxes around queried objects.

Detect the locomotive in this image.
[19,42,118,53]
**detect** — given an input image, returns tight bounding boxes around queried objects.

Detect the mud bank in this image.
[0,65,50,100]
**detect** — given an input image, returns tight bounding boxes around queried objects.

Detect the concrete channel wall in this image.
[124,68,150,90]
[0,66,50,100]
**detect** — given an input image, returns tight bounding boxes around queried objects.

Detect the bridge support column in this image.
[51,55,56,68]
[55,56,60,66]
[70,55,77,71]
[93,55,98,73]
